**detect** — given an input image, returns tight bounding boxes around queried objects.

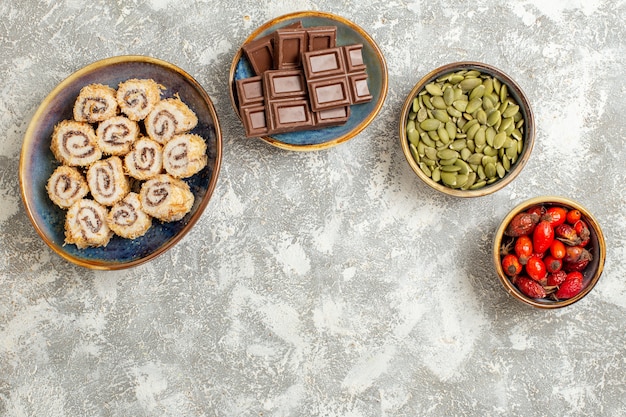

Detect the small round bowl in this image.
[19,55,222,270]
[228,11,388,151]
[493,196,606,309]
[399,61,535,197]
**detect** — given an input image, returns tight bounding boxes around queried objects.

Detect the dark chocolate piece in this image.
[348,73,373,104]
[267,98,314,133]
[242,35,274,76]
[235,76,264,107]
[314,106,351,127]
[302,47,346,80]
[241,104,269,137]
[273,28,307,69]
[343,44,366,73]
[263,69,307,101]
[307,75,351,112]
[306,26,337,51]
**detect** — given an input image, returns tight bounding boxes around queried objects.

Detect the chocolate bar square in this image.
[242,35,275,76]
[273,28,307,69]
[302,47,346,80]
[314,106,351,127]
[263,69,307,101]
[267,98,314,133]
[307,75,351,112]
[343,44,366,73]
[236,76,264,107]
[241,104,269,137]
[306,26,337,51]
[348,72,373,104]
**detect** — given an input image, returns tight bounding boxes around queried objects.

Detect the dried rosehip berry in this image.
[555,272,584,299]
[566,209,581,225]
[514,235,533,265]
[563,247,593,272]
[502,254,522,276]
[527,205,546,218]
[526,255,548,283]
[542,206,567,227]
[549,239,566,260]
[555,224,582,246]
[547,270,567,286]
[533,221,554,254]
[505,212,540,237]
[564,245,584,263]
[574,220,591,246]
[544,255,562,274]
[516,276,547,299]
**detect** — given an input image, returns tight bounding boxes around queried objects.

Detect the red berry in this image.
[505,212,540,237]
[554,272,584,299]
[544,255,562,274]
[516,276,547,299]
[547,270,567,286]
[573,220,591,246]
[533,221,554,254]
[549,240,566,259]
[502,254,522,276]
[555,224,581,246]
[566,209,581,225]
[542,206,567,227]
[527,205,546,218]
[514,235,533,265]
[526,255,547,283]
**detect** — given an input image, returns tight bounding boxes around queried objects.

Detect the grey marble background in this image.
[1,0,625,416]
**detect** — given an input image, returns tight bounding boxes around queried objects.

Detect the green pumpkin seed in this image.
[477,164,486,179]
[483,146,498,157]
[468,153,484,166]
[437,148,459,160]
[445,122,457,141]
[483,78,494,95]
[466,123,480,141]
[441,164,462,172]
[465,70,481,77]
[441,171,457,186]
[493,77,501,94]
[460,147,472,161]
[424,146,438,160]
[449,74,465,84]
[423,96,434,110]
[452,100,468,112]
[422,156,437,167]
[447,106,463,118]
[466,139,475,152]
[406,120,416,132]
[439,157,458,166]
[412,97,420,113]
[499,84,508,103]
[484,162,497,179]
[449,139,466,151]
[465,98,482,114]
[476,109,487,125]
[408,111,417,121]
[487,110,501,127]
[499,117,513,134]
[502,104,519,118]
[496,162,506,178]
[431,96,447,110]
[493,131,507,149]
[420,119,441,131]
[443,87,455,106]
[419,162,432,177]
[417,140,426,157]
[455,174,469,188]
[502,155,511,171]
[409,143,420,162]
[431,167,441,182]
[420,132,436,147]
[482,95,495,111]
[461,118,478,133]
[470,180,486,190]
[469,84,486,100]
[407,129,420,146]
[460,77,482,92]
[511,128,523,140]
[432,109,450,123]
[455,159,471,175]
[426,83,443,96]
[505,144,518,160]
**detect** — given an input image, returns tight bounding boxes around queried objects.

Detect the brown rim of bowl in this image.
[493,196,606,309]
[228,10,388,152]
[19,55,223,270]
[399,61,535,197]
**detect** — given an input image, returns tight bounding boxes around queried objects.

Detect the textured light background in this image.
[1,0,625,416]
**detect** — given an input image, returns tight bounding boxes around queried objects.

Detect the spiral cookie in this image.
[124,137,163,180]
[50,120,102,166]
[107,192,152,239]
[96,115,139,156]
[145,98,198,144]
[46,165,89,209]
[139,174,194,222]
[73,83,118,123]
[65,199,112,249]
[163,134,207,178]
[116,78,163,121]
[86,156,130,206]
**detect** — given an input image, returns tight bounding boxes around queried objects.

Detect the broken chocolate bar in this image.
[302,47,346,80]
[263,69,307,101]
[267,98,314,134]
[235,76,264,107]
[342,44,367,73]
[307,75,351,112]
[314,106,351,127]
[273,28,307,70]
[241,104,269,137]
[347,72,373,104]
[242,35,274,76]
[306,26,337,51]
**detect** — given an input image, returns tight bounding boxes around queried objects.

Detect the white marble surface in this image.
[1,1,626,416]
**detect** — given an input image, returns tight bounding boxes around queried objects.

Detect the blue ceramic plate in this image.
[228,11,388,151]
[19,56,222,270]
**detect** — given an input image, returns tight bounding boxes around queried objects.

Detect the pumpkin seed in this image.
[484,162,497,179]
[460,147,472,161]
[431,167,441,182]
[441,171,457,186]
[409,143,419,162]
[469,84,486,100]
[487,109,501,127]
[441,164,462,172]
[469,180,486,190]
[412,97,420,113]
[420,119,441,131]
[445,122,457,141]
[465,98,482,114]
[420,162,432,177]
[460,77,482,91]
[426,83,443,96]
[493,131,507,149]
[502,104,519,119]
[432,109,450,123]
[437,148,459,160]
[443,87,455,106]
[431,96,447,109]
[407,129,420,146]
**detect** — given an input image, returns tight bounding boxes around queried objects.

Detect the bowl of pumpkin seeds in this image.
[400,62,535,197]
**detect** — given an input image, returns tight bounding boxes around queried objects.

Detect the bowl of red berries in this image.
[493,196,606,308]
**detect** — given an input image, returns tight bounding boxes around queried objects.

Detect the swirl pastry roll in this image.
[73,83,118,123]
[124,137,163,180]
[145,98,198,144]
[50,120,102,166]
[65,199,112,249]
[116,78,163,121]
[163,134,207,178]
[46,165,89,209]
[96,116,139,155]
[107,192,152,239]
[86,156,130,206]
[139,174,194,222]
